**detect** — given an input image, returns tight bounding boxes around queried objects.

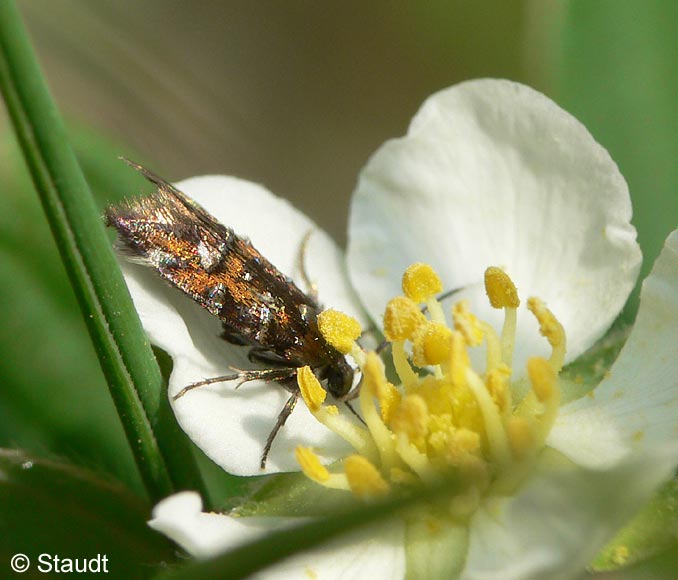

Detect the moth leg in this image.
[248,347,290,366]
[261,393,298,469]
[344,400,366,425]
[297,229,319,303]
[173,367,297,400]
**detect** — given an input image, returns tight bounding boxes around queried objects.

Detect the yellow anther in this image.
[507,417,534,460]
[383,296,426,341]
[363,351,402,423]
[402,263,443,303]
[486,365,512,412]
[297,366,326,412]
[412,322,452,367]
[449,331,470,388]
[317,309,362,355]
[378,382,401,424]
[390,467,418,486]
[452,301,484,346]
[344,455,390,498]
[527,298,563,347]
[447,428,481,461]
[295,446,330,482]
[484,267,520,309]
[390,395,429,441]
[527,357,556,403]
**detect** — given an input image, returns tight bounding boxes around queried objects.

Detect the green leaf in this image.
[590,546,678,580]
[0,0,205,502]
[593,479,678,572]
[0,449,175,578]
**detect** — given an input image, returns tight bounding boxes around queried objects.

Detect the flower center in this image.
[296,264,565,520]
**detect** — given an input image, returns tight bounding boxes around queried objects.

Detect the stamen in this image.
[484,267,520,309]
[297,366,377,458]
[344,455,390,498]
[383,296,426,342]
[527,298,566,372]
[402,263,443,304]
[484,267,520,366]
[464,369,511,465]
[526,357,561,446]
[506,417,534,460]
[395,434,437,483]
[402,263,446,325]
[390,395,429,444]
[296,446,350,491]
[480,321,502,372]
[486,365,512,417]
[391,340,419,390]
[360,353,399,471]
[296,446,328,481]
[411,322,452,368]
[447,428,481,463]
[298,366,326,412]
[449,331,470,389]
[317,309,362,355]
[452,301,484,347]
[295,263,567,522]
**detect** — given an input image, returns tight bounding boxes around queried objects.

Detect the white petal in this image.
[120,176,365,475]
[348,79,640,373]
[549,228,678,468]
[462,445,678,580]
[149,491,406,580]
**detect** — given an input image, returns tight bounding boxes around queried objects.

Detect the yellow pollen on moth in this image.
[383,296,426,341]
[295,446,330,482]
[402,262,443,303]
[344,455,390,498]
[317,309,362,355]
[297,365,326,412]
[484,267,520,309]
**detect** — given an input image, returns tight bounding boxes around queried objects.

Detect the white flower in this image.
[130,80,678,578]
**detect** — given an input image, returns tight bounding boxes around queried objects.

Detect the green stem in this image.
[0,0,206,503]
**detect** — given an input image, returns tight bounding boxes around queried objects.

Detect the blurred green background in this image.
[0,0,675,515]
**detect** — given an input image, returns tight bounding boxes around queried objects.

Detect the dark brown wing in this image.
[105,161,333,367]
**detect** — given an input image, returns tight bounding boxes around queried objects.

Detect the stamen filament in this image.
[426,297,447,326]
[501,307,517,366]
[392,340,419,390]
[481,321,502,371]
[395,434,438,483]
[464,369,511,465]
[316,406,378,460]
[360,355,398,472]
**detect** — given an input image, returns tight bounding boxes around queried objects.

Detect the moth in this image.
[105,160,355,468]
